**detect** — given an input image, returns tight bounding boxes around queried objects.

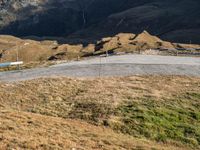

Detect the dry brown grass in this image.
[1,75,199,109]
[0,35,58,63]
[0,75,200,150]
[0,35,84,64]
[0,110,185,150]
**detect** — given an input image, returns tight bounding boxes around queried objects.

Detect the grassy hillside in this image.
[0,75,200,149]
[0,32,199,71]
[0,110,186,150]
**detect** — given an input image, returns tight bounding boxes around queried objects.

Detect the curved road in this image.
[0,54,200,82]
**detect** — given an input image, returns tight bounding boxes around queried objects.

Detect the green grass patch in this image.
[112,95,200,147]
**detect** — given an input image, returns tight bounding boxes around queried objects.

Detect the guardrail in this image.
[0,61,23,68]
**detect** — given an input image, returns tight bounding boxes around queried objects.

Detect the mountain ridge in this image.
[0,0,200,44]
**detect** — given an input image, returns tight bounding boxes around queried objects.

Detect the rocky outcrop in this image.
[94,31,177,54]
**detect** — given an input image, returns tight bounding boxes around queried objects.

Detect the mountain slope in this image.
[72,0,200,43]
[0,0,200,43]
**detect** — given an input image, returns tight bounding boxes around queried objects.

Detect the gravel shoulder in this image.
[0,54,200,82]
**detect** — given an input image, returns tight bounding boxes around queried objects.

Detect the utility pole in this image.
[99,56,101,77]
[16,45,20,70]
[106,50,108,57]
[16,42,27,70]
[17,46,19,62]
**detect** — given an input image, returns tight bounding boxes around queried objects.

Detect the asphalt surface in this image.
[0,54,200,82]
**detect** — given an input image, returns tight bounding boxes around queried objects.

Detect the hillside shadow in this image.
[0,0,155,45]
[0,0,200,44]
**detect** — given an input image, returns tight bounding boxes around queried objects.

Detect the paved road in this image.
[0,54,200,82]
